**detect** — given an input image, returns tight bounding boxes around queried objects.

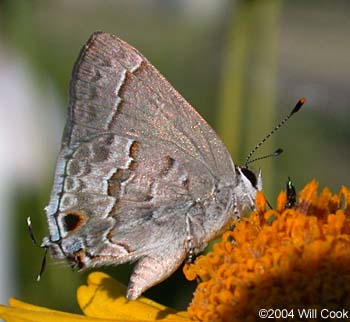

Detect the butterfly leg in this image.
[185,212,206,263]
[185,215,195,263]
[233,197,240,219]
[228,197,240,230]
[186,243,195,263]
[127,249,186,300]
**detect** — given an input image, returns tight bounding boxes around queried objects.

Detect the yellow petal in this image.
[77,272,189,321]
[0,298,116,322]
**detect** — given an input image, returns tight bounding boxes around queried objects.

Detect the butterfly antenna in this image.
[27,217,48,281]
[245,98,305,167]
[245,148,283,166]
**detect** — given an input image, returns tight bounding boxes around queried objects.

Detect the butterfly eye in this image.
[240,167,258,188]
[63,211,85,232]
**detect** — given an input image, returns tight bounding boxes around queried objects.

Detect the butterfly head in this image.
[234,166,262,213]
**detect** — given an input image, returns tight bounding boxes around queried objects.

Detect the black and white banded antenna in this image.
[27,217,48,281]
[245,98,305,167]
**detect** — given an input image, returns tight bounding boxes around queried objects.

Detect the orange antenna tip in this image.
[291,97,306,115]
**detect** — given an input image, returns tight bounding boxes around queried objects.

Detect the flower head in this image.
[184,181,350,322]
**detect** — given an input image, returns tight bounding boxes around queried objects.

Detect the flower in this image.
[184,180,350,322]
[0,272,190,322]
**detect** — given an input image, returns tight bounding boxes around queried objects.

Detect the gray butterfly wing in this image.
[44,32,238,299]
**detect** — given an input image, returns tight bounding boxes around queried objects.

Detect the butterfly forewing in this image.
[67,33,234,178]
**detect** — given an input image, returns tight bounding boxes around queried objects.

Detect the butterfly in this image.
[41,32,263,300]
